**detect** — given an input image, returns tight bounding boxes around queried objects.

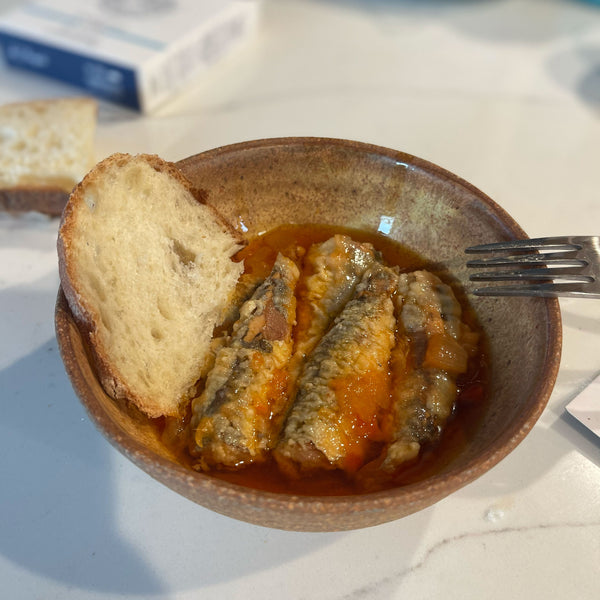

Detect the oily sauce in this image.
[159,224,488,496]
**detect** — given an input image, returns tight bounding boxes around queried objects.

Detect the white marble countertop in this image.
[1,1,599,598]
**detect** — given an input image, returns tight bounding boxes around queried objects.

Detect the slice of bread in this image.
[58,153,245,418]
[0,97,97,216]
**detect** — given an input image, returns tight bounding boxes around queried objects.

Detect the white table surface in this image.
[1,1,599,598]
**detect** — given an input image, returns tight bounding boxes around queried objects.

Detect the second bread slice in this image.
[0,97,97,215]
[58,153,245,418]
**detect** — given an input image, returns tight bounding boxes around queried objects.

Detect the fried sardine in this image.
[379,270,477,472]
[293,234,377,364]
[190,253,300,470]
[275,262,398,476]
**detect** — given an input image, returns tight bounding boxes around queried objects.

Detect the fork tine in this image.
[466,254,587,268]
[469,269,594,282]
[465,237,582,253]
[471,282,600,298]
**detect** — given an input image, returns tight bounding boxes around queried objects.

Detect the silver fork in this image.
[465,236,600,298]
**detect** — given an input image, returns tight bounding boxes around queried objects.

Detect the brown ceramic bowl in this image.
[55,137,561,531]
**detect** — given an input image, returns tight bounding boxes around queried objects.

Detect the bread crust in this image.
[58,152,244,418]
[0,187,70,216]
[58,156,135,411]
[0,96,96,114]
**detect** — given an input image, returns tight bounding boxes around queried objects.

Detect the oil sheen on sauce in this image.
[160,224,488,496]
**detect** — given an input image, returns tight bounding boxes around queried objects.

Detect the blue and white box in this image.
[0,0,260,112]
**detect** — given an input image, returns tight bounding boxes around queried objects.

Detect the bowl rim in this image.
[56,136,562,514]
[178,135,527,240]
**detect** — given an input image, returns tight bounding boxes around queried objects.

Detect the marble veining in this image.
[338,521,600,599]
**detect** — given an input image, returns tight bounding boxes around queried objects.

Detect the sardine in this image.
[293,234,377,364]
[274,262,398,476]
[190,253,300,470]
[379,270,475,471]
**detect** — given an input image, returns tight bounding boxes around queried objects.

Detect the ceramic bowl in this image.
[55,137,561,531]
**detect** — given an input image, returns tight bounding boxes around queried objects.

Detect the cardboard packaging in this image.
[0,0,260,112]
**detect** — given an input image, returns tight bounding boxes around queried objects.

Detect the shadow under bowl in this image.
[55,137,561,531]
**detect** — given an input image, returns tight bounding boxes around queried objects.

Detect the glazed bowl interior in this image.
[55,137,561,531]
